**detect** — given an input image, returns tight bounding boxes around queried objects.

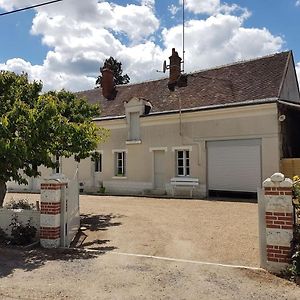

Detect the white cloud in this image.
[296,1,300,6]
[0,0,289,92]
[168,4,180,17]
[296,62,300,85]
[162,14,283,72]
[184,0,220,15]
[140,0,155,8]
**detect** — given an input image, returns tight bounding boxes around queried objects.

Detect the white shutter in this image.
[207,139,261,192]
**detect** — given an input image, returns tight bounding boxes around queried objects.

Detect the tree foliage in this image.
[0,71,109,205]
[96,56,130,87]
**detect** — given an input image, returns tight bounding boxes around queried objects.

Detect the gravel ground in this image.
[75,195,259,267]
[0,247,300,300]
[1,193,300,299]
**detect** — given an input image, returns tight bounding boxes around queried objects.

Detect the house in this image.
[8,49,300,199]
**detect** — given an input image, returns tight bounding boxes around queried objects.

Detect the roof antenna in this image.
[182,0,185,73]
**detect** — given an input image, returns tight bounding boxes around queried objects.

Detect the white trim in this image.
[126,140,142,145]
[149,147,168,152]
[112,176,128,180]
[112,149,128,153]
[172,146,193,152]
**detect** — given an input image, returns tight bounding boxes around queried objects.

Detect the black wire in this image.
[0,0,63,17]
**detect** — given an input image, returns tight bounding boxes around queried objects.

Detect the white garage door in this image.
[207,139,261,193]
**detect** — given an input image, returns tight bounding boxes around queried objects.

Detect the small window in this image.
[176,150,190,176]
[115,152,126,176]
[94,153,102,173]
[129,112,140,140]
[55,154,60,174]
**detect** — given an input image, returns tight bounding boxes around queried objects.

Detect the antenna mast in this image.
[182,0,185,73]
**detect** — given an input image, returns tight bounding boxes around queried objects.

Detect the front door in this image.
[153,150,165,189]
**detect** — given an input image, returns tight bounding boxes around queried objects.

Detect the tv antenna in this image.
[158,0,185,74]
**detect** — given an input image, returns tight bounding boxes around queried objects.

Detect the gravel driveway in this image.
[1,193,300,299]
[76,195,259,267]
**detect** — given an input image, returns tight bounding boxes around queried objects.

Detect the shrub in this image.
[0,227,8,244]
[4,198,36,210]
[9,215,37,245]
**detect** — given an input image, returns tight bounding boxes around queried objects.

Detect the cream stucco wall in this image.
[74,103,280,197]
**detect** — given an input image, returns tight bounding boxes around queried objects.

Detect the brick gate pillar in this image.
[262,172,294,272]
[40,176,68,248]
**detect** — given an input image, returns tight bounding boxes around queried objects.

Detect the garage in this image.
[207,139,261,198]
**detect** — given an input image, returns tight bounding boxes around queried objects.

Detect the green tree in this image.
[95,56,130,87]
[0,71,109,206]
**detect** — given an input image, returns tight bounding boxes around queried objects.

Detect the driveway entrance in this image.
[78,195,260,267]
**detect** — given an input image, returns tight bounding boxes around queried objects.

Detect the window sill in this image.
[112,176,127,180]
[126,140,142,145]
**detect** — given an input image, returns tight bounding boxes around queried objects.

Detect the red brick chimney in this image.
[101,68,116,100]
[168,48,182,91]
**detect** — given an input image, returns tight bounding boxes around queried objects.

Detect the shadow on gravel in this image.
[0,247,98,278]
[80,213,123,231]
[71,213,123,250]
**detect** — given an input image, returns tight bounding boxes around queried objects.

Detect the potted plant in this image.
[98,182,106,194]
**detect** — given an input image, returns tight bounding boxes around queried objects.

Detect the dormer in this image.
[124,97,152,143]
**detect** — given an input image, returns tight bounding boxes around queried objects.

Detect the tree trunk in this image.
[0,181,7,207]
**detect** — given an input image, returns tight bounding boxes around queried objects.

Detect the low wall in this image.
[0,208,40,237]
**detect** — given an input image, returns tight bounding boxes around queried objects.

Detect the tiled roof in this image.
[77,51,291,118]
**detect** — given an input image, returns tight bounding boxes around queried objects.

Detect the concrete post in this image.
[262,172,294,272]
[40,174,68,248]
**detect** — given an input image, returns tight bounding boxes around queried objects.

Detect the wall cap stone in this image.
[270,173,285,182]
[279,178,293,188]
[263,178,275,188]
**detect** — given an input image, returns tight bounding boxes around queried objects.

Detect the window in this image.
[176,150,190,176]
[129,112,140,140]
[54,154,60,174]
[94,153,102,173]
[115,152,126,176]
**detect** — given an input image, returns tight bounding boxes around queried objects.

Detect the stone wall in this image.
[0,208,40,237]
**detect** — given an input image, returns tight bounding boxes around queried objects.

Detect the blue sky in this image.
[0,0,299,91]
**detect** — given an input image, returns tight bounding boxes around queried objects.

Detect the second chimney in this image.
[101,68,116,100]
[168,48,182,91]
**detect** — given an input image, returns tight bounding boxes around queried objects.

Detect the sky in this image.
[0,0,299,92]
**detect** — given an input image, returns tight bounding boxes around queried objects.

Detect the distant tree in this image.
[0,71,109,206]
[96,56,130,87]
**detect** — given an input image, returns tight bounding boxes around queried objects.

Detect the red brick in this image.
[268,258,279,262]
[267,245,274,249]
[281,225,293,230]
[266,224,281,229]
[277,216,293,221]
[277,187,292,191]
[267,249,281,254]
[266,216,277,220]
[273,212,286,216]
[278,258,290,263]
[274,221,285,225]
[265,191,280,195]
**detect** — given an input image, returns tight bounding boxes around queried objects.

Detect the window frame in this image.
[115,151,126,177]
[54,154,60,174]
[94,153,102,173]
[176,149,190,177]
